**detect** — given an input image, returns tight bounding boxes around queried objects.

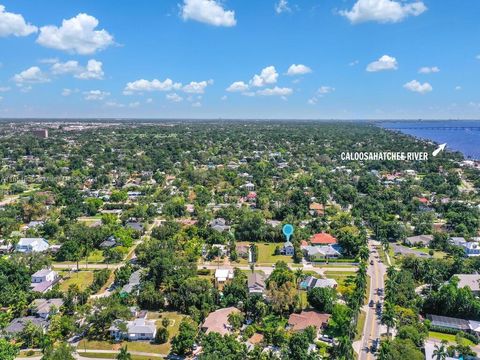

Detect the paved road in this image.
[199,263,357,277]
[358,240,387,360]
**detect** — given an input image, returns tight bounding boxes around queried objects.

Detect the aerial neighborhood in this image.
[0,121,479,360]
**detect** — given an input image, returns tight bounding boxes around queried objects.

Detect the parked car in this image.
[369,300,375,307]
[371,338,380,352]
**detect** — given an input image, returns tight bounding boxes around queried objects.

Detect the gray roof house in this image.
[248,273,266,295]
[31,298,64,319]
[209,218,231,233]
[281,241,294,256]
[405,234,434,247]
[109,318,157,341]
[454,274,480,294]
[121,270,142,295]
[5,316,49,335]
[300,276,337,290]
[31,268,59,293]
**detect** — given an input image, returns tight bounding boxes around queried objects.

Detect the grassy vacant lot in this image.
[59,270,94,291]
[255,243,291,264]
[325,271,370,304]
[79,312,185,356]
[18,350,42,357]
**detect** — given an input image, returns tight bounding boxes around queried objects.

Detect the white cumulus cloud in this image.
[166,93,183,102]
[84,90,110,101]
[13,66,50,84]
[340,0,427,24]
[257,86,292,96]
[37,13,114,55]
[0,5,37,37]
[403,80,432,94]
[418,66,439,74]
[275,0,291,14]
[286,64,312,76]
[181,0,236,27]
[124,78,182,94]
[182,80,212,94]
[366,55,398,72]
[250,66,278,87]
[51,59,104,80]
[226,81,249,92]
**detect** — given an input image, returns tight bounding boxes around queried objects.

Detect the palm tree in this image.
[378,340,392,360]
[432,340,448,360]
[117,346,132,360]
[381,302,396,339]
[332,335,355,360]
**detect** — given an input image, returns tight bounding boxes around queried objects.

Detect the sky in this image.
[0,0,479,119]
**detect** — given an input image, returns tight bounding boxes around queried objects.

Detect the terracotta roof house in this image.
[287,311,331,332]
[201,307,240,335]
[310,233,337,246]
[309,202,325,216]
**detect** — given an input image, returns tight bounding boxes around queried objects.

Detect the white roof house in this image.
[110,318,157,341]
[16,238,49,253]
[215,269,234,283]
[31,269,59,293]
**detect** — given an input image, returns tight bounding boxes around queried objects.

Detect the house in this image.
[300,276,337,290]
[246,333,264,351]
[125,221,144,233]
[236,244,249,259]
[100,236,117,249]
[244,182,255,191]
[309,203,325,216]
[310,233,337,246]
[31,298,64,319]
[31,268,59,293]
[26,220,45,229]
[209,218,231,233]
[287,311,331,333]
[302,245,342,261]
[201,307,240,336]
[0,239,13,254]
[281,241,295,256]
[453,274,480,295]
[121,270,142,295]
[109,318,157,341]
[215,268,234,283]
[405,234,434,247]
[16,237,49,253]
[450,237,480,257]
[424,341,458,360]
[266,220,282,228]
[248,273,266,295]
[5,316,49,335]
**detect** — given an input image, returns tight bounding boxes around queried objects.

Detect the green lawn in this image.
[325,271,370,303]
[87,249,105,263]
[355,311,367,341]
[255,243,291,264]
[79,312,185,356]
[18,350,42,357]
[59,270,94,291]
[414,247,447,259]
[428,331,474,346]
[80,353,160,360]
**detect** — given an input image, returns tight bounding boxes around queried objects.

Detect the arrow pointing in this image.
[432,143,447,157]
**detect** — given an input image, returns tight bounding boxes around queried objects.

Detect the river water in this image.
[378,120,480,160]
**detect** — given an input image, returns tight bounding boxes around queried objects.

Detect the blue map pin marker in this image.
[283,224,294,242]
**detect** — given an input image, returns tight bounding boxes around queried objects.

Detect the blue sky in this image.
[0,0,479,119]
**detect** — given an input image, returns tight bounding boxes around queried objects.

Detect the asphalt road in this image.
[359,240,387,360]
